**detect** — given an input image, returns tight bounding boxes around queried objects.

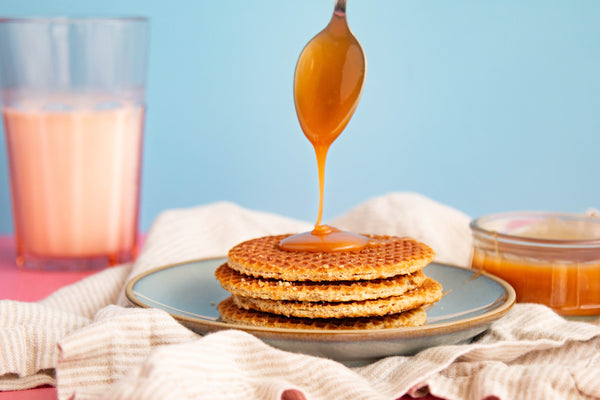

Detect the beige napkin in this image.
[1,192,599,400]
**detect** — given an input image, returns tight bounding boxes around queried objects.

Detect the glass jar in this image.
[470,212,600,316]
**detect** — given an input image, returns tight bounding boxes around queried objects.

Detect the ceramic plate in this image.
[126,258,515,365]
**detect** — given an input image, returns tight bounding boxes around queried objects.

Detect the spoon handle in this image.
[334,0,346,16]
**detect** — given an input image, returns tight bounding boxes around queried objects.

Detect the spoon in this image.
[280,0,368,252]
[293,0,366,228]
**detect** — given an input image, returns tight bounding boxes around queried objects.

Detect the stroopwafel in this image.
[215,263,427,302]
[217,297,428,330]
[227,234,435,281]
[231,277,443,319]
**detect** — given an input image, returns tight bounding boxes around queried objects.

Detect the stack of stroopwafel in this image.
[215,234,443,330]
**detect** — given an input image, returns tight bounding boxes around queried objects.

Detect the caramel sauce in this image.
[471,216,600,316]
[279,1,368,252]
[472,249,600,316]
[279,225,375,252]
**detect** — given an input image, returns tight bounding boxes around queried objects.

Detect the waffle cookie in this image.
[217,297,428,330]
[215,263,427,302]
[227,234,436,281]
[231,277,443,319]
[216,233,442,330]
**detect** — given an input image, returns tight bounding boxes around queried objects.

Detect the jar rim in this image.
[470,211,600,248]
[0,16,148,24]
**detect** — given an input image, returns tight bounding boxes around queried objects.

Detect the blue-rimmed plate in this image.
[125,259,515,365]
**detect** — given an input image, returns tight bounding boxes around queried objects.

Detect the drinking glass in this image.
[0,17,149,270]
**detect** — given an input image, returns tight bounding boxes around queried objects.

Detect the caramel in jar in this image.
[471,212,600,316]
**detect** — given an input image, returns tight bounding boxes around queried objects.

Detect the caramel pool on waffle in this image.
[216,234,442,330]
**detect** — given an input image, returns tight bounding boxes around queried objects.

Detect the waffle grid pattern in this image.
[227,234,436,281]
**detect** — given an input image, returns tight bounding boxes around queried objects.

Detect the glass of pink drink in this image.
[0,18,148,270]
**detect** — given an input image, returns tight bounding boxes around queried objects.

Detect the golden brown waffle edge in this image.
[217,296,428,330]
[215,263,427,302]
[231,277,443,319]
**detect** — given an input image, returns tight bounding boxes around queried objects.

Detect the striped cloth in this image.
[1,192,599,400]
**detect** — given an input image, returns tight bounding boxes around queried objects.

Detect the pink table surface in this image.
[0,235,441,400]
[0,236,99,302]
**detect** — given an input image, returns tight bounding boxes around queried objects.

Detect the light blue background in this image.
[0,1,598,234]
